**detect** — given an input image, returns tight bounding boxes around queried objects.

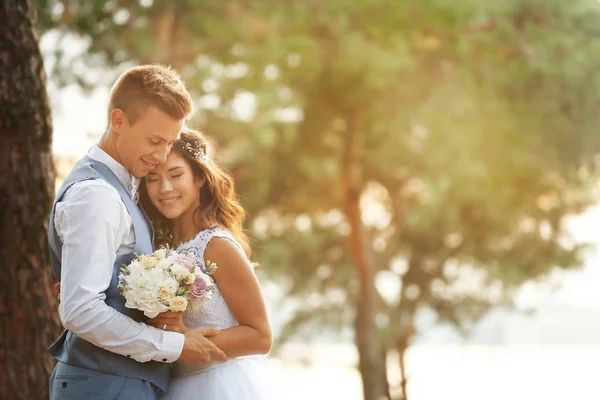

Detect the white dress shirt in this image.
[55,144,184,363]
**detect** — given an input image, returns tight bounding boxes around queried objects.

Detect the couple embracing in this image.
[49,65,275,399]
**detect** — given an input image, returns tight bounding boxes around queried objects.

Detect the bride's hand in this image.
[149,312,190,334]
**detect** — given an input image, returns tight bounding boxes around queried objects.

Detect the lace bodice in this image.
[177,227,244,330]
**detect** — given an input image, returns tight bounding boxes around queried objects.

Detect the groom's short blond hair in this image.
[107,64,193,125]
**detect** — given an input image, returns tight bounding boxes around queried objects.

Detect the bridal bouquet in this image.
[118,248,218,318]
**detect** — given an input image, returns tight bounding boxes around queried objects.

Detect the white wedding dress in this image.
[164,227,276,400]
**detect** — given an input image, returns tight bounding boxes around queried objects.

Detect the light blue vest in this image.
[48,155,170,392]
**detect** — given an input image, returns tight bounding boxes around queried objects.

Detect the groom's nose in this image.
[152,144,169,163]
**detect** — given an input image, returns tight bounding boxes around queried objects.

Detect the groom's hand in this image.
[178,327,228,364]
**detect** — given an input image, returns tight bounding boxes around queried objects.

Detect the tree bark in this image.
[146,3,190,69]
[391,264,420,400]
[342,111,390,400]
[0,1,60,399]
[395,320,415,400]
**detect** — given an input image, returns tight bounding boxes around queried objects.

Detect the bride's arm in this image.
[201,237,273,357]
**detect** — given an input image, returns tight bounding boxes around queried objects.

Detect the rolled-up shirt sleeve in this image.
[55,181,184,363]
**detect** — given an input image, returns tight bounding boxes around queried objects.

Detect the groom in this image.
[48,65,227,399]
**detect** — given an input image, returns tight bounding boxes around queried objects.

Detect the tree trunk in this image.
[0,1,60,399]
[396,329,413,400]
[392,276,419,400]
[146,4,190,68]
[342,111,390,400]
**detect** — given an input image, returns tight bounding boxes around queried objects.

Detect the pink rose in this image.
[189,275,208,299]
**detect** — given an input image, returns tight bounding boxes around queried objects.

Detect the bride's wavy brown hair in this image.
[139,127,250,256]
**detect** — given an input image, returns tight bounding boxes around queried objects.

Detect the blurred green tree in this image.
[36,1,600,399]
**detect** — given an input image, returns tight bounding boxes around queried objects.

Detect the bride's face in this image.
[144,151,206,220]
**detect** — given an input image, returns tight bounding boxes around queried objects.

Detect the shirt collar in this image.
[87,145,139,200]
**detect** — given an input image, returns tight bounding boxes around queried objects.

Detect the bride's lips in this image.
[159,197,180,207]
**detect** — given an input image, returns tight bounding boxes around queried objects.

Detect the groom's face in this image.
[112,106,184,178]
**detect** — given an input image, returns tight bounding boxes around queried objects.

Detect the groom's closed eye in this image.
[149,135,177,146]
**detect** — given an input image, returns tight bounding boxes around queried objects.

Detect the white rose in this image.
[168,296,188,312]
[183,271,196,285]
[123,289,138,308]
[174,269,195,285]
[166,254,179,263]
[138,255,156,269]
[140,299,170,319]
[154,249,167,260]
[156,259,174,271]
[125,286,151,303]
[127,260,143,277]
[145,266,167,281]
[164,276,178,291]
[158,287,171,299]
[173,269,186,282]
[170,262,188,275]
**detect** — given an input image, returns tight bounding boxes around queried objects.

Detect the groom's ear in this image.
[110,109,126,135]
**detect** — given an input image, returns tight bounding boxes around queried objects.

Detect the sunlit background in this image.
[36,1,600,399]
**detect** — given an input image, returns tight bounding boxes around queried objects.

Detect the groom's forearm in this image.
[60,297,184,363]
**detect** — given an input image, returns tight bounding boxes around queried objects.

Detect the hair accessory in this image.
[182,141,208,162]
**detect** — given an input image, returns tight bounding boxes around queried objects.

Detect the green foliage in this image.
[39,0,600,346]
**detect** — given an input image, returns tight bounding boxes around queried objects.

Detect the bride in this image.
[141,127,276,399]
